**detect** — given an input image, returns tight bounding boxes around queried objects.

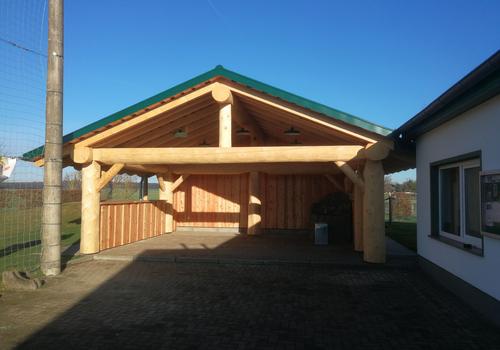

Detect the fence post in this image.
[41,0,63,276]
[388,193,393,225]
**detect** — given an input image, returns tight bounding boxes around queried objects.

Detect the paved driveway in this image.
[1,260,499,349]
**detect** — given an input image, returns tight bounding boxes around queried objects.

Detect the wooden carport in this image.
[25,65,413,263]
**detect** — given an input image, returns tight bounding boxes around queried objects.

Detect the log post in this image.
[353,183,364,252]
[159,173,174,233]
[41,0,64,276]
[80,161,101,254]
[362,160,385,263]
[212,83,233,148]
[247,172,261,235]
[142,176,149,200]
[219,104,232,147]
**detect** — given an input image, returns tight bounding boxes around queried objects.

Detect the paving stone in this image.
[0,260,498,349]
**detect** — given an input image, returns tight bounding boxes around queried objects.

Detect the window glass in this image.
[465,166,481,237]
[440,167,460,235]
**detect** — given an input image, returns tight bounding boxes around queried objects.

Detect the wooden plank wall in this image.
[173,174,338,230]
[100,200,167,250]
[173,174,249,228]
[260,174,338,230]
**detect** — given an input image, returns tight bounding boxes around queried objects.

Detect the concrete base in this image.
[2,271,42,291]
[419,256,500,328]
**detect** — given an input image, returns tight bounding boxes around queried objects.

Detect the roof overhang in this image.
[393,50,500,141]
[24,65,393,163]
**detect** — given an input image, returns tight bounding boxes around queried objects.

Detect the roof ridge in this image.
[23,65,391,160]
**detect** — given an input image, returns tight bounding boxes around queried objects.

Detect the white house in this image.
[395,50,500,325]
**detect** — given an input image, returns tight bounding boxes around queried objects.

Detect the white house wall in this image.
[416,94,500,301]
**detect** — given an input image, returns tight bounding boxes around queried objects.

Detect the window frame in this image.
[430,151,483,252]
[438,159,481,247]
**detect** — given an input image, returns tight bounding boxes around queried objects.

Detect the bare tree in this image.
[384,175,394,193]
[63,171,81,190]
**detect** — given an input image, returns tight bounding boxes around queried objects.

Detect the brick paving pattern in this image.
[1,260,499,349]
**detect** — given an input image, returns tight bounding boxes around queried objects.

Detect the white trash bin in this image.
[314,223,328,245]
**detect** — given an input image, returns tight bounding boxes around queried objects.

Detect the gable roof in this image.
[393,50,500,141]
[23,65,392,161]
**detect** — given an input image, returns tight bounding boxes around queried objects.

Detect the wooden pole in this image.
[353,184,364,252]
[142,176,149,200]
[219,104,232,147]
[247,172,261,235]
[159,173,174,233]
[41,0,63,275]
[388,194,393,225]
[362,160,386,263]
[80,161,101,254]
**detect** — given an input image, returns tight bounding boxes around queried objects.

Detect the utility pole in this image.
[41,0,63,276]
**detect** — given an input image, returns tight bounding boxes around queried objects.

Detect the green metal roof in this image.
[23,65,392,161]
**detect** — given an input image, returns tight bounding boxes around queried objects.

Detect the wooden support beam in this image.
[247,172,261,235]
[212,83,232,148]
[359,142,392,161]
[353,184,364,252]
[75,83,216,148]
[362,160,385,263]
[159,172,174,233]
[172,174,190,191]
[218,104,232,147]
[157,175,166,192]
[168,163,341,175]
[123,164,169,176]
[334,161,364,189]
[212,83,265,145]
[97,163,124,191]
[344,176,352,193]
[324,174,343,192]
[226,83,389,144]
[142,176,149,200]
[72,145,365,165]
[80,161,101,254]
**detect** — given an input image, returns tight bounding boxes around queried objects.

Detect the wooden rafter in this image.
[74,83,216,148]
[121,104,218,148]
[224,81,390,145]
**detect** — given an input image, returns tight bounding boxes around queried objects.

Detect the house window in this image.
[437,158,482,248]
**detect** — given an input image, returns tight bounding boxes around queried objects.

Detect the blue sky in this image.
[3,0,500,182]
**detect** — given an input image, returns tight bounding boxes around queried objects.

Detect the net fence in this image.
[0,0,48,274]
[385,192,417,223]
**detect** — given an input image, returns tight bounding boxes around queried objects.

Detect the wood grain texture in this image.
[173,174,339,230]
[99,200,167,251]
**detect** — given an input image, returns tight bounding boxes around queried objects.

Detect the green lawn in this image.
[386,221,417,251]
[0,202,82,273]
[1,197,417,273]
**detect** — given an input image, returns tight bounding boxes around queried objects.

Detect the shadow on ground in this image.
[6,233,499,350]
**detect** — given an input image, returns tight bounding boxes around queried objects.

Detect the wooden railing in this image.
[99,200,167,251]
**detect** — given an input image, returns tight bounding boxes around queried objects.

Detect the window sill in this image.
[428,235,484,257]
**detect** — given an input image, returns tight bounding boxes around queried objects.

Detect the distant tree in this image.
[384,175,395,193]
[111,174,137,200]
[63,171,81,190]
[393,179,416,192]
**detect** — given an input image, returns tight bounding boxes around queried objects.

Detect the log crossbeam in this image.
[72,145,366,165]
